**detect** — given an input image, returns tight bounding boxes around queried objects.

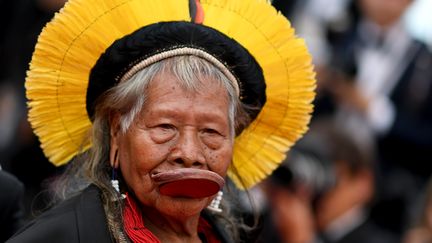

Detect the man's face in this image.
[359,0,412,27]
[112,72,234,218]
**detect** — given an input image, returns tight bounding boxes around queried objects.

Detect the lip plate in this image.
[159,178,221,198]
[152,168,225,198]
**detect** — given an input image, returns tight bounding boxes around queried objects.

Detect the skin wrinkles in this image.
[110,72,234,239]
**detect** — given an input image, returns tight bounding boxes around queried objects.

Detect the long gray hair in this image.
[56,55,252,242]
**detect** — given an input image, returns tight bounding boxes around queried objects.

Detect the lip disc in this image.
[159,178,221,198]
[152,168,225,198]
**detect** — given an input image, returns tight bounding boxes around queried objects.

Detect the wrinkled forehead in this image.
[146,69,230,99]
[130,57,235,114]
[138,72,232,129]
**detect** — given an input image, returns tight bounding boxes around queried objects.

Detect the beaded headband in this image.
[119,47,240,96]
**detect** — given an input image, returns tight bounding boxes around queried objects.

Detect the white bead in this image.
[207,191,223,213]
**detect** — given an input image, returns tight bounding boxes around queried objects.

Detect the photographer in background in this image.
[257,147,334,243]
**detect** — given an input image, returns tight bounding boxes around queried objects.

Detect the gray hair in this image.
[57,55,251,242]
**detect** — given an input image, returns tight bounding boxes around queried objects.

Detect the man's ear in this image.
[109,113,121,168]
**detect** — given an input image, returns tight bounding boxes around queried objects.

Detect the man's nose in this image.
[170,130,206,168]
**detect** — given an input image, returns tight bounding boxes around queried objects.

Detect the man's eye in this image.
[157,124,174,130]
[201,128,226,149]
[203,128,219,135]
[149,124,176,143]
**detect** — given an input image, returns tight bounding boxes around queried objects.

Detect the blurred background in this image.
[0,0,431,242]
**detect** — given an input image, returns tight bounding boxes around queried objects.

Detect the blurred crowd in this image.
[1,0,432,242]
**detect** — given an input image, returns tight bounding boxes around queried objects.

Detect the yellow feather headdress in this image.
[26,0,316,189]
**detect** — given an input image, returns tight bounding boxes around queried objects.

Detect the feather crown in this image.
[26,0,316,189]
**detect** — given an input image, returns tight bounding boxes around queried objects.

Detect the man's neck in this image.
[142,208,202,243]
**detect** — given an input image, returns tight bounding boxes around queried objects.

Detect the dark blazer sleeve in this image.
[386,43,432,146]
[0,170,25,242]
[7,185,113,243]
[379,43,432,176]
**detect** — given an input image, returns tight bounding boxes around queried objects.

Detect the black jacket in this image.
[0,170,25,242]
[7,185,234,243]
[7,185,113,243]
